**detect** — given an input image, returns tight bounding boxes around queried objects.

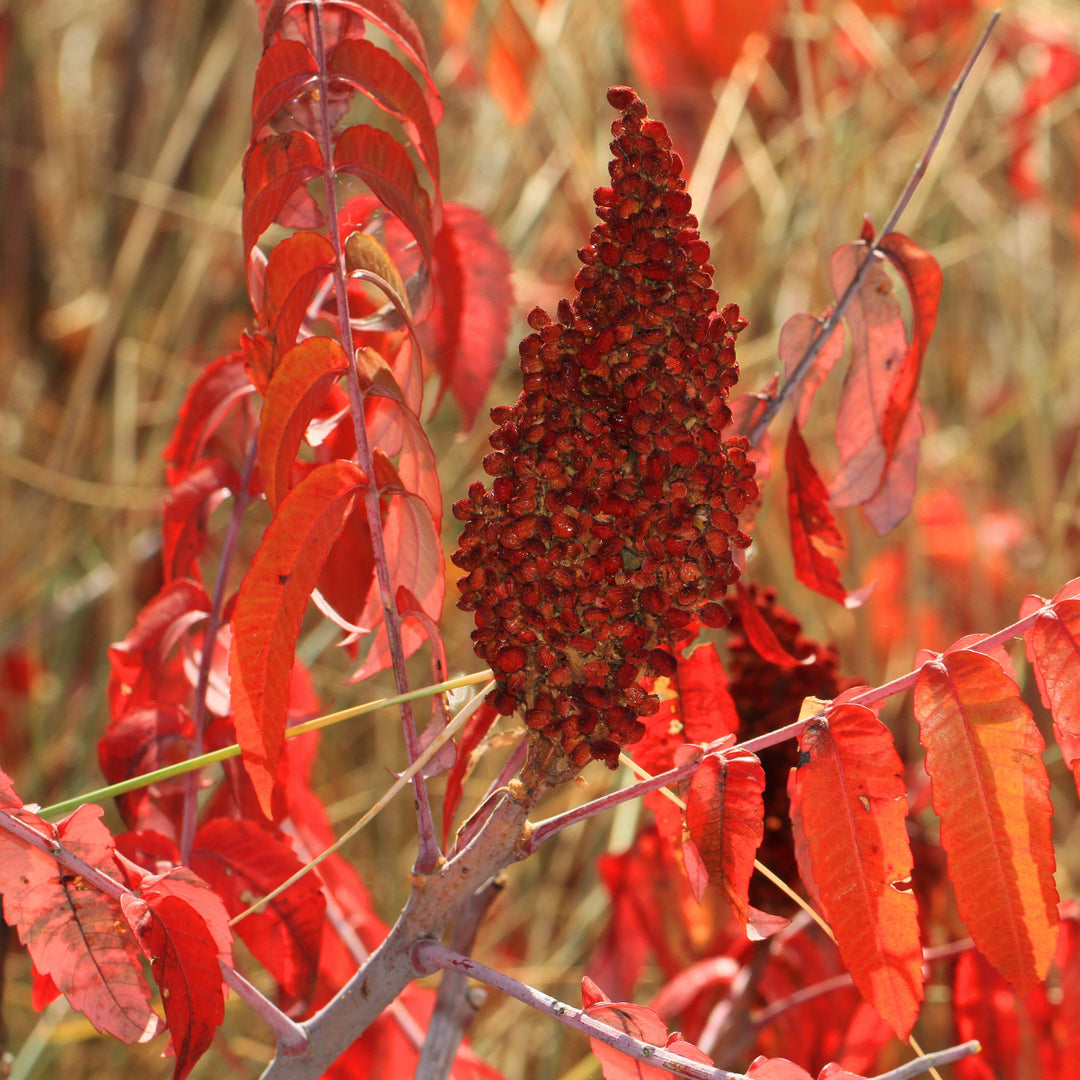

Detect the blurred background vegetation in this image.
[1,0,1079,1076]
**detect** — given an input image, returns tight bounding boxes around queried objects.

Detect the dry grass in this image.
[1,1,1079,1077]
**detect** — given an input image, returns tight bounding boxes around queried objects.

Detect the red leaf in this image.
[251,39,318,133]
[952,948,1057,1080]
[329,37,440,193]
[632,643,739,847]
[333,124,434,268]
[108,580,211,719]
[97,706,194,831]
[230,460,368,816]
[876,233,942,457]
[258,337,350,512]
[650,955,739,1021]
[733,580,813,667]
[625,0,783,109]
[1007,40,1080,200]
[747,1057,814,1080]
[317,497,377,633]
[124,892,225,1080]
[140,866,233,968]
[258,0,442,122]
[828,242,923,534]
[191,818,324,1004]
[242,131,325,259]
[422,203,513,428]
[788,702,923,1037]
[162,350,252,484]
[162,458,240,582]
[349,463,443,682]
[1026,593,1080,790]
[0,801,162,1043]
[442,700,500,846]
[786,421,847,604]
[914,649,1059,995]
[725,376,776,488]
[778,310,845,429]
[683,751,764,922]
[582,978,671,1080]
[254,230,337,385]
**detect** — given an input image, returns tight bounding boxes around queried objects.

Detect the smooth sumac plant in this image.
[2,3,1079,1080]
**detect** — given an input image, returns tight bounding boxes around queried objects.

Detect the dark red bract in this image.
[452,87,756,770]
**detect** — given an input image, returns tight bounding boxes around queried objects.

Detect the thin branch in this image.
[309,0,439,874]
[871,1042,982,1080]
[746,11,999,446]
[528,599,1044,850]
[412,942,749,1080]
[220,963,308,1056]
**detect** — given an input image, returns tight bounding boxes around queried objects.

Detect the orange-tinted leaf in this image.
[162,458,240,582]
[191,818,324,1004]
[259,337,350,512]
[733,580,811,667]
[1026,595,1080,792]
[251,39,318,133]
[632,642,739,847]
[423,203,513,429]
[625,0,783,106]
[876,233,942,457]
[329,38,440,193]
[333,124,434,268]
[0,802,161,1044]
[786,421,847,604]
[682,750,765,923]
[789,702,922,1037]
[747,1057,814,1080]
[778,310,845,429]
[242,131,325,258]
[256,231,337,383]
[914,649,1059,995]
[124,892,224,1080]
[230,460,368,816]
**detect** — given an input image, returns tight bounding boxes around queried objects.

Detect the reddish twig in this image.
[528,601,1044,850]
[411,941,748,1080]
[308,0,438,873]
[746,12,999,447]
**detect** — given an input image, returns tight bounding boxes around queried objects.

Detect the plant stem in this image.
[746,12,999,447]
[414,879,504,1080]
[412,942,748,1080]
[308,0,439,874]
[220,963,308,1056]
